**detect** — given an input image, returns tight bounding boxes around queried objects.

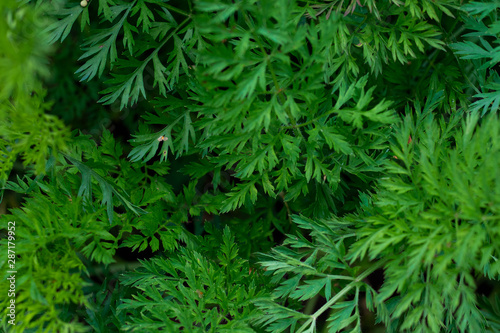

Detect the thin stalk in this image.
[295,259,386,333]
[156,3,190,17]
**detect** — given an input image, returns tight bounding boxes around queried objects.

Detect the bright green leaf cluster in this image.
[119,226,270,332]
[348,108,500,331]
[2,0,500,332]
[0,0,69,181]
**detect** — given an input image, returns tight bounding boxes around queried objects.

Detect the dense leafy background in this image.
[1,0,500,332]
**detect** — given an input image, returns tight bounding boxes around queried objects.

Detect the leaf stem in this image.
[295,259,386,333]
[156,3,190,17]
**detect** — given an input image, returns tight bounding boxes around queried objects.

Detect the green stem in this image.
[156,3,190,17]
[304,294,321,315]
[295,259,386,333]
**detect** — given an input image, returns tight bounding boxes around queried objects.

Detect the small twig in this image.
[279,191,293,224]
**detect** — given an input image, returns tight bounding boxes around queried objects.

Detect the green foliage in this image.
[0,180,105,332]
[254,215,386,333]
[347,107,500,331]
[450,0,500,115]
[0,130,184,331]
[0,0,69,181]
[2,0,500,332]
[119,226,269,332]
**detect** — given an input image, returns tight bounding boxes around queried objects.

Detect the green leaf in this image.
[76,4,132,81]
[63,154,147,223]
[44,6,85,44]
